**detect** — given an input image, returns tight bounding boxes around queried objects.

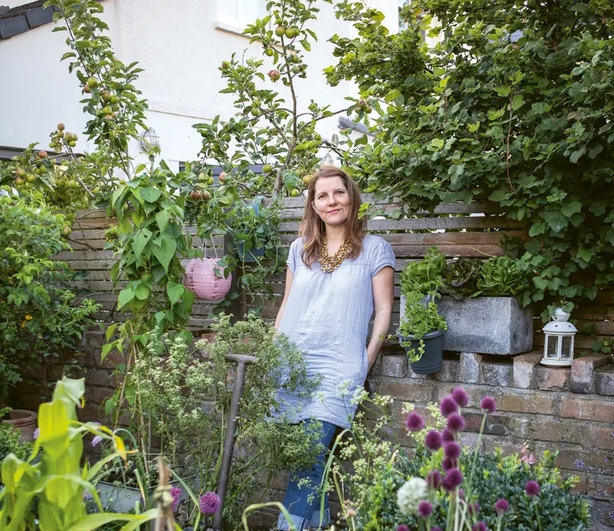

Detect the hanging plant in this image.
[184,257,232,301]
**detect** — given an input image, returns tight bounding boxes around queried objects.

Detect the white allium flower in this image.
[397,477,428,515]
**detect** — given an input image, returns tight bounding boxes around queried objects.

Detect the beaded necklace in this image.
[319,237,353,273]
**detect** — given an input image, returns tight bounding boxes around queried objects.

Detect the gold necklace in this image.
[319,237,353,273]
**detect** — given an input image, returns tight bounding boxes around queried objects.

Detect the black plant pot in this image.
[397,329,446,375]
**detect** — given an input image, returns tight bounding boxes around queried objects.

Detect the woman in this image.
[274,166,395,530]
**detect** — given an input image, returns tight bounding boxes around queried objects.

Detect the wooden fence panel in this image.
[55,199,613,353]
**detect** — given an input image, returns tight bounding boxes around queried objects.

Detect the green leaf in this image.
[495,86,511,97]
[155,210,170,233]
[166,282,184,307]
[151,236,177,273]
[561,201,582,217]
[385,89,403,103]
[117,287,135,310]
[131,228,153,258]
[139,187,162,203]
[134,283,150,301]
[511,94,525,110]
[569,146,586,163]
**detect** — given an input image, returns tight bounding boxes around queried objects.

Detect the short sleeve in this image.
[369,237,395,277]
[286,238,302,272]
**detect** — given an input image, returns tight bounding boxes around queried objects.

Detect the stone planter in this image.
[2,409,38,442]
[437,296,533,355]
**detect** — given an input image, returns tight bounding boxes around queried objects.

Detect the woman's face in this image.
[312,176,351,227]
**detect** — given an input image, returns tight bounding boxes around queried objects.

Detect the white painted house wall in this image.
[0,0,398,170]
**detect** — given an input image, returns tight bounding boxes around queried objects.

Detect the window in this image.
[216,0,268,35]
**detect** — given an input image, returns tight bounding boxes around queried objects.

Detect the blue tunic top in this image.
[277,234,395,428]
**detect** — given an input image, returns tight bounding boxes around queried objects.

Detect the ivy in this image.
[329,0,614,318]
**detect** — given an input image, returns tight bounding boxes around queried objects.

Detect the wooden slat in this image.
[279,217,523,232]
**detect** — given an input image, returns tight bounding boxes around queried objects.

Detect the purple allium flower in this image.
[444,468,463,489]
[427,469,442,489]
[444,441,461,460]
[468,502,480,515]
[200,491,221,514]
[425,429,443,451]
[432,528,442,531]
[525,480,540,497]
[480,396,496,413]
[495,498,509,514]
[451,387,469,407]
[441,428,455,443]
[33,428,40,440]
[396,526,409,531]
[405,412,425,432]
[442,457,456,471]
[458,489,466,501]
[91,435,103,447]
[472,522,487,531]
[440,396,458,417]
[418,501,433,518]
[447,413,466,432]
[171,486,182,511]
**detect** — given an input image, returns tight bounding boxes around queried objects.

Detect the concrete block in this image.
[513,351,542,389]
[437,296,533,355]
[595,365,614,396]
[459,352,482,383]
[380,354,408,378]
[570,354,611,394]
[481,360,513,387]
[433,358,460,382]
[535,365,569,390]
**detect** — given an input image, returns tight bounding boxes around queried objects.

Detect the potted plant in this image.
[438,255,534,355]
[397,247,448,374]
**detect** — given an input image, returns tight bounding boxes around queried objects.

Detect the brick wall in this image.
[371,347,614,506]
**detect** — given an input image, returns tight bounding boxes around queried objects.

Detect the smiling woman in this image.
[272,166,395,530]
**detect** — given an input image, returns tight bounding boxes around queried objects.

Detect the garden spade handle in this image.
[212,353,258,531]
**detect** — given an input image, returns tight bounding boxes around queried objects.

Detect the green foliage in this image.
[441,258,482,299]
[326,393,590,531]
[477,256,530,302]
[187,0,365,313]
[131,315,322,529]
[0,414,32,465]
[329,0,614,313]
[0,377,157,530]
[45,0,148,183]
[0,195,99,402]
[398,248,447,360]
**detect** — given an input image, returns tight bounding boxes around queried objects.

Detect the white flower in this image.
[397,477,428,515]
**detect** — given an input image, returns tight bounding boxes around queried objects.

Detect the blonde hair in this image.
[299,166,366,267]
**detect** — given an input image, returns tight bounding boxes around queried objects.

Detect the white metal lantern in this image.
[541,308,577,366]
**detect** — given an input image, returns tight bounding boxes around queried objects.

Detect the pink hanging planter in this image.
[184,258,232,300]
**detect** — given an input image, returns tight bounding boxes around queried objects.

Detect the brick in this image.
[408,364,428,379]
[84,369,118,387]
[550,446,614,475]
[463,411,524,437]
[535,365,570,390]
[570,473,587,494]
[434,358,460,382]
[592,427,614,451]
[98,348,126,370]
[377,378,433,403]
[459,352,482,384]
[527,417,587,446]
[495,390,558,415]
[512,351,542,389]
[85,386,115,405]
[595,366,614,396]
[560,395,614,423]
[588,473,614,501]
[481,360,512,387]
[380,354,408,378]
[570,354,610,394]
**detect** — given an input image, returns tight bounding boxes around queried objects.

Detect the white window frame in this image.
[215,0,268,36]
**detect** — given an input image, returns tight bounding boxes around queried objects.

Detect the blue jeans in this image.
[277,420,337,530]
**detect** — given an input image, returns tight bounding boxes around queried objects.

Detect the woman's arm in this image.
[274,267,295,330]
[366,266,395,370]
